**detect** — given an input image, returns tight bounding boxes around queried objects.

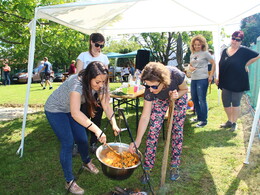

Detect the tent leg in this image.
[244,90,260,164]
[16,16,37,158]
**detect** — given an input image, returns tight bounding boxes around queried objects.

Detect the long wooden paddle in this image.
[160,100,175,187]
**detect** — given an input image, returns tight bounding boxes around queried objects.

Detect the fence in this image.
[246,37,260,109]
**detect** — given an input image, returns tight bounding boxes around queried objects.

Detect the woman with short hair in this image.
[129,62,188,182]
[217,30,260,131]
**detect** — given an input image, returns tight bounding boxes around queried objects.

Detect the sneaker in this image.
[40,82,43,87]
[65,181,84,195]
[82,160,99,174]
[170,167,180,181]
[42,87,46,90]
[196,121,207,128]
[229,123,237,132]
[190,118,198,123]
[49,86,53,90]
[220,121,232,128]
[140,170,151,184]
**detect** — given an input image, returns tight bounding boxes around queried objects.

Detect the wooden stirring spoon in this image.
[104,143,121,157]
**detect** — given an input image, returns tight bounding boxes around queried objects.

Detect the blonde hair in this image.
[190,35,208,53]
[141,62,171,87]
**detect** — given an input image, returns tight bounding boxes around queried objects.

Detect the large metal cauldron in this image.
[96,142,141,180]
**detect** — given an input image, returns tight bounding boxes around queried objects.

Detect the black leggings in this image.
[221,88,243,107]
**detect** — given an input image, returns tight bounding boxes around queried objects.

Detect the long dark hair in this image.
[89,33,105,57]
[78,61,109,118]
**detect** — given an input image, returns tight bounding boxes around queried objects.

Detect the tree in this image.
[0,0,82,71]
[134,32,179,65]
[0,0,142,72]
[133,31,213,70]
[176,33,184,70]
[105,37,141,54]
[241,13,260,47]
[34,21,87,71]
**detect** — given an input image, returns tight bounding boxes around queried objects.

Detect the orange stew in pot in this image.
[102,151,138,168]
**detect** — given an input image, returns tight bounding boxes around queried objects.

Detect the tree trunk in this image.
[176,33,184,71]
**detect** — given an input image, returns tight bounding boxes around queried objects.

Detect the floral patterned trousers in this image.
[143,94,187,170]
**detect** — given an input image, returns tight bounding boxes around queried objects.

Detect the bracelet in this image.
[86,123,93,129]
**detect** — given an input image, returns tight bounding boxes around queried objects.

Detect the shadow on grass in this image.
[1,103,254,194]
[224,95,260,195]
[174,113,237,195]
[0,111,146,195]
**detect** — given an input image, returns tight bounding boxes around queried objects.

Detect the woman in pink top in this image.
[2,62,11,85]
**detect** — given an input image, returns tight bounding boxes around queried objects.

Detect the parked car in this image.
[12,68,54,84]
[53,72,63,82]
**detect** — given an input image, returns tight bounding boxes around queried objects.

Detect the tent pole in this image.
[244,90,260,164]
[212,27,221,105]
[16,16,37,158]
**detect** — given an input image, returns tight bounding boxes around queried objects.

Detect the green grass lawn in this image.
[0,83,259,194]
[0,82,120,106]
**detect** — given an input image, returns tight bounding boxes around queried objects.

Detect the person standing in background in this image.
[121,65,130,82]
[208,49,215,73]
[76,33,109,153]
[76,33,109,70]
[68,60,77,76]
[216,30,260,132]
[38,61,45,87]
[189,35,216,127]
[40,57,53,90]
[2,61,11,86]
[129,62,135,76]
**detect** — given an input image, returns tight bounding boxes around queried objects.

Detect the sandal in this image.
[82,160,99,174]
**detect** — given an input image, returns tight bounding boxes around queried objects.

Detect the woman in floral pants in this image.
[129,62,188,183]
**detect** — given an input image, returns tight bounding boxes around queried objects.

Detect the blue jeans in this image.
[4,72,10,85]
[45,111,91,182]
[191,78,209,122]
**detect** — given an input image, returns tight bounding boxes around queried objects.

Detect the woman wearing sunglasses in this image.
[216,30,260,132]
[76,33,108,70]
[129,62,188,183]
[76,33,109,153]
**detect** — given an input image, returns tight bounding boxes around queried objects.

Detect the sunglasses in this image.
[94,43,104,48]
[143,82,161,89]
[232,37,242,42]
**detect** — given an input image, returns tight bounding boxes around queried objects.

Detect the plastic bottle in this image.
[128,74,132,83]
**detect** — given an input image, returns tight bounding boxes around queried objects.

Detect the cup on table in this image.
[134,85,138,93]
[122,87,127,94]
[128,86,134,94]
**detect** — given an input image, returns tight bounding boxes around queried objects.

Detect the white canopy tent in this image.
[17,0,260,157]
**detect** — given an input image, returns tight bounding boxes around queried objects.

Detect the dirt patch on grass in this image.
[0,104,44,121]
[240,95,260,163]
[0,103,44,108]
[238,95,260,193]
